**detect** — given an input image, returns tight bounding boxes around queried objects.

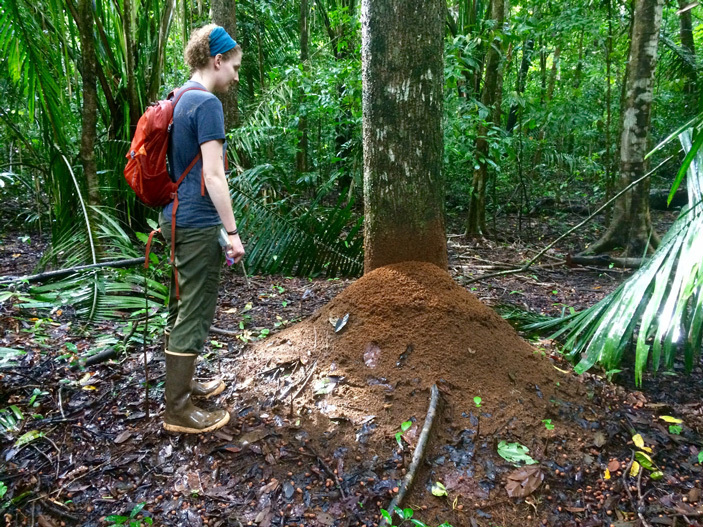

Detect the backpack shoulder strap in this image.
[171,86,209,108]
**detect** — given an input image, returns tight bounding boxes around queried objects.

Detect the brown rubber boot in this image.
[163,351,230,434]
[192,378,226,398]
[164,332,225,398]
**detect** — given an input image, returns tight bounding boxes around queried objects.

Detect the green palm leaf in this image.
[230,164,363,276]
[529,129,703,385]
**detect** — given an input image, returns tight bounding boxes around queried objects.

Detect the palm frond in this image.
[528,129,703,385]
[658,34,698,82]
[230,164,363,276]
[0,0,71,148]
[26,206,167,321]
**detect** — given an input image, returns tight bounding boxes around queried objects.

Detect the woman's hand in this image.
[227,234,245,264]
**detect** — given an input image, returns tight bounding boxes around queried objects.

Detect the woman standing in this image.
[160,25,245,434]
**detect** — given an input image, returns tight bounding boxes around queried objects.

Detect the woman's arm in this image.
[201,139,245,263]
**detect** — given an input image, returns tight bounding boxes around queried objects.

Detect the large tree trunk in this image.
[78,0,100,207]
[296,0,309,176]
[361,0,447,273]
[678,0,697,96]
[212,0,240,131]
[587,0,663,257]
[466,0,507,236]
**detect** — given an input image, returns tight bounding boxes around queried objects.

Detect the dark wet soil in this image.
[1,207,701,527]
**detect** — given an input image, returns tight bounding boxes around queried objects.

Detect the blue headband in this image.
[209,27,237,56]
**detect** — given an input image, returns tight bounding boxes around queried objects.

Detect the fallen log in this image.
[0,257,146,285]
[566,253,644,269]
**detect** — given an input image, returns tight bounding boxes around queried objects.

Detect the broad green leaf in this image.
[431,481,448,497]
[130,502,146,517]
[105,516,128,524]
[497,441,538,465]
[14,430,44,448]
[635,451,655,471]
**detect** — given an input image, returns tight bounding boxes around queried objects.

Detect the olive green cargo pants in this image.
[159,214,222,355]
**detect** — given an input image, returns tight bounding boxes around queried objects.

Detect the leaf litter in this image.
[0,227,702,526]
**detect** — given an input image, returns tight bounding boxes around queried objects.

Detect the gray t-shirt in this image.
[163,81,226,227]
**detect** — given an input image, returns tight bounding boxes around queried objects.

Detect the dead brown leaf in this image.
[505,465,544,498]
[37,516,59,527]
[114,430,132,444]
[607,459,620,472]
[258,477,279,495]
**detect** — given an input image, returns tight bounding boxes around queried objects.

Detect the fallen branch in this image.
[210,326,239,336]
[0,257,146,285]
[381,384,441,527]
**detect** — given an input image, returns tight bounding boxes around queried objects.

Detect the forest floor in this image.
[1,207,702,527]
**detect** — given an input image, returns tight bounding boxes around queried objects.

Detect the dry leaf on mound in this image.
[505,465,544,498]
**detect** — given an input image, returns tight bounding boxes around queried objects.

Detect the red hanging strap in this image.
[168,152,202,301]
[143,228,161,269]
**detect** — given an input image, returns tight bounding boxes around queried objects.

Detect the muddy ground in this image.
[0,208,702,527]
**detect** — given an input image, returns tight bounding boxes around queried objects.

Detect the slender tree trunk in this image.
[317,0,358,192]
[587,0,663,257]
[533,45,559,167]
[573,27,585,88]
[362,0,447,272]
[182,0,190,49]
[466,0,507,236]
[678,0,697,96]
[212,0,240,130]
[296,0,309,175]
[539,36,546,104]
[124,0,140,133]
[78,0,100,207]
[506,38,533,133]
[604,0,614,222]
[147,0,176,103]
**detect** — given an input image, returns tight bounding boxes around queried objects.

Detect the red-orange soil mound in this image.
[250,261,578,445]
[238,261,597,525]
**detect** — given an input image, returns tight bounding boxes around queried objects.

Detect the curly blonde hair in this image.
[185,24,242,73]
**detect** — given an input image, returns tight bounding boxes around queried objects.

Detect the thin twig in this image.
[291,360,317,401]
[381,384,441,527]
[58,387,65,419]
[143,266,150,419]
[240,261,250,287]
[302,446,347,499]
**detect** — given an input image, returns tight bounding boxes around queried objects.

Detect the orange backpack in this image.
[124,87,206,299]
[124,87,206,207]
